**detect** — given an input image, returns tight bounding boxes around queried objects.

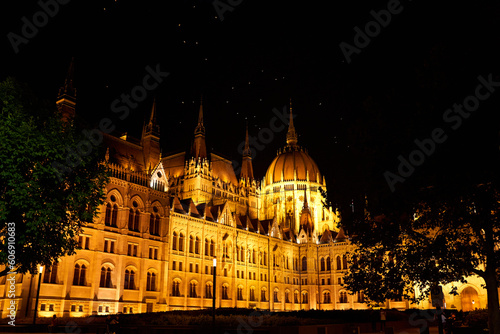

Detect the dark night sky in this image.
[2,0,500,207]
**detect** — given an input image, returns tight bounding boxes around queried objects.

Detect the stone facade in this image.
[0,72,488,319]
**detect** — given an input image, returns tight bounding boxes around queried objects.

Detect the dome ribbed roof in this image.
[264,101,322,184]
[265,145,321,182]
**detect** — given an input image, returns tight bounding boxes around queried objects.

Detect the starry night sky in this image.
[2,0,500,209]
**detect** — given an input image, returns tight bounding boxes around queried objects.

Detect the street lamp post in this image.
[33,266,44,325]
[212,258,216,332]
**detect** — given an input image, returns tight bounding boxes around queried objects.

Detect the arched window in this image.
[223,241,228,258]
[302,257,307,271]
[336,256,341,270]
[320,258,325,271]
[241,247,245,262]
[149,214,154,233]
[172,280,181,296]
[357,291,364,303]
[339,291,348,303]
[205,282,213,298]
[236,246,240,261]
[189,235,194,253]
[134,210,140,230]
[205,238,210,256]
[342,254,348,270]
[249,287,255,301]
[294,290,299,303]
[104,203,112,226]
[195,236,200,254]
[285,290,290,303]
[149,214,160,235]
[73,264,86,286]
[261,288,267,302]
[124,269,135,290]
[189,282,197,297]
[179,233,185,252]
[111,204,118,227]
[326,257,331,271]
[221,285,229,300]
[100,267,112,288]
[273,289,279,302]
[43,263,58,284]
[323,291,331,303]
[172,232,178,251]
[210,239,215,256]
[252,249,256,264]
[128,209,134,230]
[302,291,308,303]
[237,286,244,300]
[147,272,156,291]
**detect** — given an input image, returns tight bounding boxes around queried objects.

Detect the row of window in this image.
[71,264,158,291]
[104,203,161,236]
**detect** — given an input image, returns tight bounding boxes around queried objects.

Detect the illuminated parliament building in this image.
[1,69,488,319]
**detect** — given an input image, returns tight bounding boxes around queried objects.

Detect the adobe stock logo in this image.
[339,0,405,64]
[7,0,71,54]
[384,74,500,192]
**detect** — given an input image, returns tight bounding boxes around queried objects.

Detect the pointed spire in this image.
[242,125,251,157]
[286,98,298,146]
[195,96,205,136]
[58,57,76,98]
[191,98,207,160]
[143,99,160,138]
[57,58,76,122]
[240,125,254,181]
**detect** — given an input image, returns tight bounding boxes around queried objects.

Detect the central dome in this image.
[265,145,321,182]
[264,103,322,184]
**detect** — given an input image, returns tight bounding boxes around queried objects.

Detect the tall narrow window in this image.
[326,257,331,271]
[342,255,348,270]
[206,283,212,298]
[172,232,178,250]
[320,258,325,271]
[128,209,134,230]
[105,203,112,226]
[124,270,135,290]
[147,272,156,291]
[302,257,307,271]
[179,233,185,252]
[73,264,86,286]
[189,282,197,297]
[336,256,341,270]
[172,281,180,296]
[154,215,160,235]
[189,235,194,253]
[249,287,255,301]
[100,267,112,288]
[222,285,229,300]
[210,239,215,256]
[134,210,140,230]
[111,204,118,227]
[43,263,58,284]
[195,236,200,254]
[205,238,209,256]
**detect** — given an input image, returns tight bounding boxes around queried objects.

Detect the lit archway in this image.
[461,287,479,312]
